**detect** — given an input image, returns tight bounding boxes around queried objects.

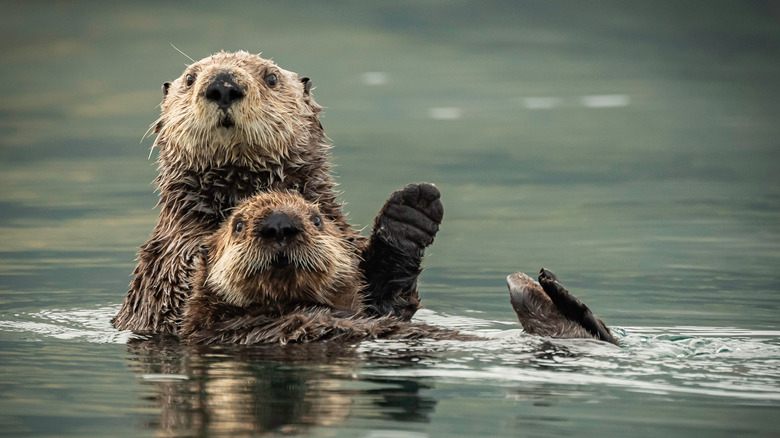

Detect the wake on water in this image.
[1,305,779,402]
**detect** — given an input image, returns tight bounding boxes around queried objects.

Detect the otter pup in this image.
[182,192,616,346]
[507,269,619,345]
[114,51,442,334]
[180,191,461,345]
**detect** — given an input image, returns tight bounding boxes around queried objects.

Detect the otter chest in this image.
[172,165,307,225]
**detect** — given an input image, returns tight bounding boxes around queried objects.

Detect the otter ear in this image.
[162,81,171,97]
[300,77,313,95]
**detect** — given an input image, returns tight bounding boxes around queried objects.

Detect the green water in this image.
[1,1,779,436]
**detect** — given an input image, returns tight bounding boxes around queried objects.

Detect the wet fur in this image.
[183,306,466,345]
[114,51,440,334]
[180,191,465,345]
[507,269,618,345]
[200,191,360,311]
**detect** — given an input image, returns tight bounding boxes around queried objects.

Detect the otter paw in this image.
[538,268,618,346]
[538,268,585,320]
[373,183,443,253]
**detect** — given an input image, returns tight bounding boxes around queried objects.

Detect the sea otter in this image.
[113,51,442,334]
[180,190,617,345]
[180,191,462,344]
[507,270,619,345]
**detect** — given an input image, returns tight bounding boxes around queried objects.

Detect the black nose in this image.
[205,73,245,111]
[260,212,301,243]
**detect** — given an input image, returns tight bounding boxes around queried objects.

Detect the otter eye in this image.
[234,221,244,234]
[264,73,278,88]
[311,215,322,228]
[185,74,195,87]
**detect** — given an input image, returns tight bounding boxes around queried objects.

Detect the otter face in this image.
[203,191,360,310]
[154,51,321,169]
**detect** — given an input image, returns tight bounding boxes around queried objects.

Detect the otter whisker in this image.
[170,43,196,64]
[141,118,162,144]
[121,51,419,336]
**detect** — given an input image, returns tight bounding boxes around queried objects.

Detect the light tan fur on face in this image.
[114,51,357,335]
[153,51,319,171]
[204,191,361,311]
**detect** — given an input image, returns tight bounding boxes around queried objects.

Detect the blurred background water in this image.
[1,1,779,436]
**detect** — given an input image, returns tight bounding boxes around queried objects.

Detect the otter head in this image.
[154,51,322,170]
[201,191,361,311]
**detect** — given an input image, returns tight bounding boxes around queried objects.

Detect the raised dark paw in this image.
[360,183,444,320]
[373,183,443,254]
[538,268,618,345]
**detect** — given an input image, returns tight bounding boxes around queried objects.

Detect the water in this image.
[1,1,779,436]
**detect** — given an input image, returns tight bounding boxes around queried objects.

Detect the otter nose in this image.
[205,73,245,111]
[260,212,301,243]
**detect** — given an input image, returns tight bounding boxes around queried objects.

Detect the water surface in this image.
[1,1,779,436]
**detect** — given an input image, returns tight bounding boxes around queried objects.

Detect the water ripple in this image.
[1,306,778,403]
[356,313,780,402]
[0,304,135,343]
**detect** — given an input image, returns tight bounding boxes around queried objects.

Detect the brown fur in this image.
[196,191,361,313]
[507,271,618,345]
[508,273,594,338]
[114,51,361,334]
[180,192,469,345]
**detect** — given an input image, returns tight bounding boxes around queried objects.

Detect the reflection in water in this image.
[364,377,436,423]
[125,336,438,436]
[1,0,778,435]
[1,304,779,436]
